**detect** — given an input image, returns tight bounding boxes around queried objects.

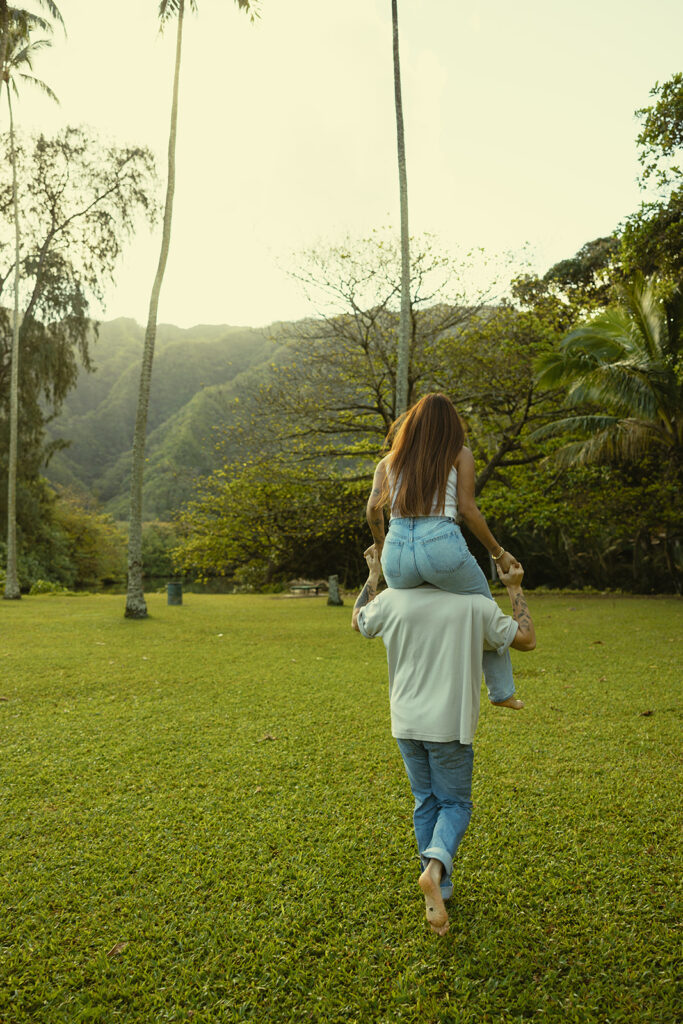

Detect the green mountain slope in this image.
[45,318,278,518]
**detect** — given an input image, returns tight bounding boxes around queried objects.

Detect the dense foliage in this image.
[0,485,125,591]
[0,126,158,587]
[621,73,683,279]
[3,76,683,594]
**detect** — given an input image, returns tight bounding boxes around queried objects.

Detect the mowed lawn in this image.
[1,592,681,1024]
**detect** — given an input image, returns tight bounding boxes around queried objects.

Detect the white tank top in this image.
[388,464,458,518]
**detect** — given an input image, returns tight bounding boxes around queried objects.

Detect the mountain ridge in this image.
[45,317,283,519]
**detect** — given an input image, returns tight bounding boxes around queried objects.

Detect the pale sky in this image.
[12,0,683,328]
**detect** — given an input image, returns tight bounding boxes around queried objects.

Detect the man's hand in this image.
[496,560,524,588]
[364,545,382,577]
[496,560,536,651]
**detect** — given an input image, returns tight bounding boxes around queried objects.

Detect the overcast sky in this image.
[13,0,683,328]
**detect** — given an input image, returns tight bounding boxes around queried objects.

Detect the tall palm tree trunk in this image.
[125,0,184,618]
[0,2,9,105]
[392,0,411,417]
[4,86,21,599]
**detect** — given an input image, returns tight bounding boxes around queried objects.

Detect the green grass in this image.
[1,592,681,1024]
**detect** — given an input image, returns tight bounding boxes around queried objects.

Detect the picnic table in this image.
[289,581,325,596]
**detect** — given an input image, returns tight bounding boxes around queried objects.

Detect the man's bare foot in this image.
[491,696,524,710]
[418,861,450,936]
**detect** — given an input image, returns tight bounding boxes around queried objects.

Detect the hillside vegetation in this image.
[45,318,281,519]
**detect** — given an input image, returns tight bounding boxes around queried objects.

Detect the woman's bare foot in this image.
[418,860,450,936]
[491,696,524,710]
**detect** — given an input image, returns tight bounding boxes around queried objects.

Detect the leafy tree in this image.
[3,15,57,598]
[50,489,126,588]
[621,192,683,281]
[434,303,565,495]
[179,237,565,588]
[141,520,181,580]
[221,234,556,500]
[223,233,502,465]
[0,482,127,590]
[511,237,621,329]
[621,73,683,280]
[0,127,158,589]
[391,0,411,415]
[173,459,367,588]
[126,0,259,619]
[635,73,683,193]
[480,456,681,593]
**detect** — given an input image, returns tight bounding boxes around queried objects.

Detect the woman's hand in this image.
[496,550,520,573]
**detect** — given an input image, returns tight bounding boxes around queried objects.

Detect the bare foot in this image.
[491,696,524,710]
[418,862,450,936]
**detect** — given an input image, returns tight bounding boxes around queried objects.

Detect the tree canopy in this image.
[621,73,683,280]
[0,126,158,573]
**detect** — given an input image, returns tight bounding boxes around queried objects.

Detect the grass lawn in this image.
[1,591,681,1024]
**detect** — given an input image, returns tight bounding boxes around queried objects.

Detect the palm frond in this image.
[31,1,65,30]
[10,36,53,67]
[158,0,198,24]
[535,417,663,468]
[2,22,57,105]
[617,275,665,361]
[9,10,53,35]
[17,72,59,103]
[535,348,598,388]
[535,272,683,469]
[561,308,635,361]
[532,414,621,443]
[566,363,661,421]
[158,0,258,25]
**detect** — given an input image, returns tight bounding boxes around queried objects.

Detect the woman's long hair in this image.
[383,393,465,516]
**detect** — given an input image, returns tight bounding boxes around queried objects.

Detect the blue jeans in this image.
[381,516,515,703]
[396,737,474,900]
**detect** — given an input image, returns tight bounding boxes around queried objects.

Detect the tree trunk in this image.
[4,87,21,600]
[125,1,184,618]
[0,3,9,109]
[392,0,411,417]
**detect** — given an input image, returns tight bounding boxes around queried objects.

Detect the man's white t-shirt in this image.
[357,586,518,745]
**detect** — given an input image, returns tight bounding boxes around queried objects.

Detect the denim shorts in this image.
[382,517,475,589]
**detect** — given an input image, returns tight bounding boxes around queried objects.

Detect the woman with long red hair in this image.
[366,392,522,709]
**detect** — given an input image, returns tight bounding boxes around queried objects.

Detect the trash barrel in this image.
[166,580,183,605]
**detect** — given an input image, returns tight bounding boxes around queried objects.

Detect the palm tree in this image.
[2,17,58,600]
[534,275,683,470]
[0,2,63,105]
[391,0,411,417]
[125,0,258,618]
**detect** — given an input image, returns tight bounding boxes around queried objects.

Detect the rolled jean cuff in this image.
[422,845,453,879]
[490,687,515,703]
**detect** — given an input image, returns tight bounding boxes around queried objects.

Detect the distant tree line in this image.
[1,72,681,594]
[173,75,683,594]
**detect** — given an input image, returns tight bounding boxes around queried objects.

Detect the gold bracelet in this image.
[491,546,505,561]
